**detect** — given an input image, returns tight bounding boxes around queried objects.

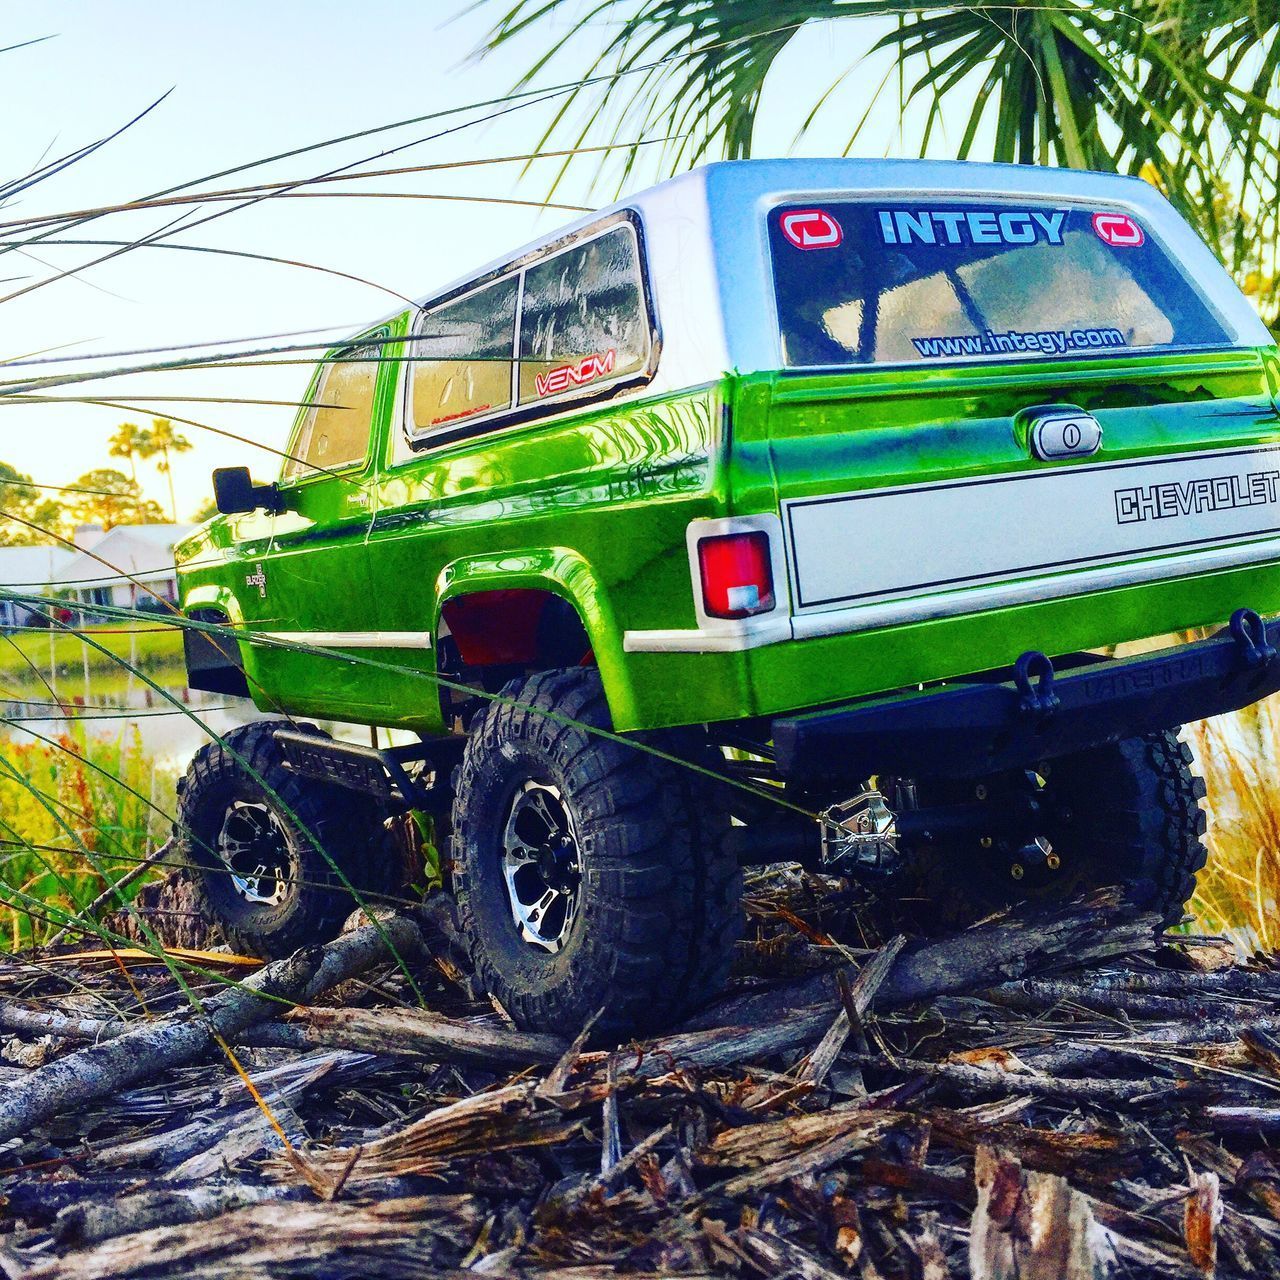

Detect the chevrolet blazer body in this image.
[173,159,1280,1034]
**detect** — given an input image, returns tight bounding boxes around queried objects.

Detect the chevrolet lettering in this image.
[1115,471,1280,523]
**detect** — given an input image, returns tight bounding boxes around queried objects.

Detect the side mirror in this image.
[212,467,284,515]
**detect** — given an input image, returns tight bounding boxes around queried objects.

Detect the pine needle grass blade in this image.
[2,630,66,709]
[3,707,232,722]
[0,77,613,305]
[2,701,231,721]
[0,22,759,316]
[0,475,205,499]
[8,244,135,303]
[0,333,419,399]
[18,393,331,410]
[17,63,689,250]
[0,91,174,205]
[1,396,358,484]
[0,35,55,57]
[0,203,205,307]
[0,187,594,235]
[0,184,591,309]
[0,325,379,370]
[2,344,577,402]
[0,140,672,235]
[0,839,427,914]
[0,238,417,306]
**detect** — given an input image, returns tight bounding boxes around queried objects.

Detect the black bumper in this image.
[773,609,1280,784]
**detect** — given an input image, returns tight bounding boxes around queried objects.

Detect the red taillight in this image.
[697,531,775,620]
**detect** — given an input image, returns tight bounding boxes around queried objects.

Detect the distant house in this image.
[0,525,195,628]
[0,545,75,628]
[58,524,196,613]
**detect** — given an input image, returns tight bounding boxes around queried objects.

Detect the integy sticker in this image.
[1093,212,1145,247]
[876,208,1067,246]
[779,210,844,250]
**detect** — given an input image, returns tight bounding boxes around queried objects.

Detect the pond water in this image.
[0,680,268,768]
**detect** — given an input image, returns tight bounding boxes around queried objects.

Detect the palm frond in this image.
[479,0,1280,303]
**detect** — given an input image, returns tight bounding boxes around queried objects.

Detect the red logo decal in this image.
[780,209,844,251]
[1092,212,1145,248]
[535,348,617,398]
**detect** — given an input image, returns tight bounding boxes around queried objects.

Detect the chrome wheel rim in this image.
[216,800,292,905]
[500,781,582,953]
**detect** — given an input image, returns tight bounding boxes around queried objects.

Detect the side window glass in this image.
[284,335,382,479]
[518,224,649,406]
[408,277,518,439]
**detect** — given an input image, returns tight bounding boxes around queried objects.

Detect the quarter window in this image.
[518,225,649,405]
[408,277,518,438]
[284,333,384,479]
[402,218,653,448]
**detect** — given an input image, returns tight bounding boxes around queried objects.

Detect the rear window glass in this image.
[409,277,518,437]
[518,224,649,405]
[769,201,1232,367]
[284,332,384,479]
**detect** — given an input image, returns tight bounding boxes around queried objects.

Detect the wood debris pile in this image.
[0,870,1275,1278]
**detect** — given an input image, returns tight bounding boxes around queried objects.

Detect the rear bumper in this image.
[772,609,1280,783]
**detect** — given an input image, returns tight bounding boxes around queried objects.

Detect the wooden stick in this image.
[687,892,1159,1033]
[267,1005,566,1067]
[0,914,421,1143]
[799,935,905,1088]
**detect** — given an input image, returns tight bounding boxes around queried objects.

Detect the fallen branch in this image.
[0,914,422,1144]
[688,890,1159,1033]
[267,1005,567,1067]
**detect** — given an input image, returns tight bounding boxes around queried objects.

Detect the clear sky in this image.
[0,2,904,520]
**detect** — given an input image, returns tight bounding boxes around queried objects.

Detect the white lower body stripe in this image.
[250,631,433,649]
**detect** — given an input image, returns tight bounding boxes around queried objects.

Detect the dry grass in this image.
[1187,697,1280,948]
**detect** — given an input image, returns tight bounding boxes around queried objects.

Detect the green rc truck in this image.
[174,158,1280,1035]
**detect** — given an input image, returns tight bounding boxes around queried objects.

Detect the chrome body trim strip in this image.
[250,631,433,649]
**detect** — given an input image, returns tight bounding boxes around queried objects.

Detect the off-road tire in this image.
[175,720,399,957]
[896,729,1208,930]
[451,669,743,1037]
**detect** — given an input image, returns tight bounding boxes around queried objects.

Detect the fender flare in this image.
[434,547,643,730]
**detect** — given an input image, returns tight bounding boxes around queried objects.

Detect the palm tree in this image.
[140,418,193,523]
[107,421,147,484]
[482,0,1280,316]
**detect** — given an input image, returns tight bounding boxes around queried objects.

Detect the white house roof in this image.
[57,524,196,590]
[0,545,75,590]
